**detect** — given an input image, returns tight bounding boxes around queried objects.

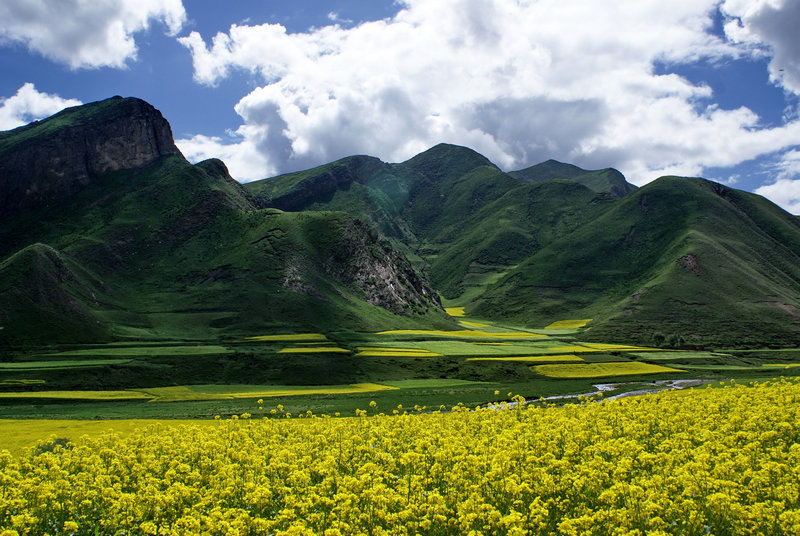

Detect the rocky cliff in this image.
[0,96,183,218]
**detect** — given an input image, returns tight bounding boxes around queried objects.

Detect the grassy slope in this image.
[1,151,451,347]
[473,177,800,346]
[509,159,637,198]
[247,144,615,303]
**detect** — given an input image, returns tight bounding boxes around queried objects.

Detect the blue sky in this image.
[1,0,799,213]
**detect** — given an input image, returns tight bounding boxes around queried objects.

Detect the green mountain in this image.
[472,177,800,346]
[248,147,800,347]
[509,159,637,198]
[248,144,618,302]
[0,98,448,347]
[3,96,800,349]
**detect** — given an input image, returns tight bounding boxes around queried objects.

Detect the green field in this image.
[2,314,799,423]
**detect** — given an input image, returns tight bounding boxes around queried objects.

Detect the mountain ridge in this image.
[0,97,448,346]
[2,96,800,348]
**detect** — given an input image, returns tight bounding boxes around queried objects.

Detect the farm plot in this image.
[533,362,686,378]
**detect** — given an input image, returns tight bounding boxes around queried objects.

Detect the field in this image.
[2,310,800,535]
[1,379,799,535]
[2,315,800,426]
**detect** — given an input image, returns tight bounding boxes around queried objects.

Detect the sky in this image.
[1,0,799,214]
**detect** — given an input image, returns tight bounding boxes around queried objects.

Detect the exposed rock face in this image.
[324,217,442,314]
[0,96,184,218]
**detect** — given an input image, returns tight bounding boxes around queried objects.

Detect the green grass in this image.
[37,345,232,357]
[0,359,132,370]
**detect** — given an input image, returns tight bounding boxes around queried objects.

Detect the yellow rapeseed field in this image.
[378,329,545,339]
[444,307,466,317]
[276,347,351,354]
[466,355,585,363]
[0,384,398,403]
[244,334,328,342]
[544,319,592,329]
[1,379,799,535]
[355,348,443,357]
[534,361,685,378]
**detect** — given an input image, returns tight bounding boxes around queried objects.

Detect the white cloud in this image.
[754,150,800,214]
[175,132,273,182]
[0,83,82,130]
[755,179,800,214]
[0,0,186,69]
[721,0,800,95]
[177,0,800,191]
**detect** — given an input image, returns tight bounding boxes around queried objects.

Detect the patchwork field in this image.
[1,315,799,428]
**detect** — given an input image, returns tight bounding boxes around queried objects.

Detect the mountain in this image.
[0,96,183,219]
[472,177,800,346]
[508,159,637,198]
[0,98,448,347]
[4,96,800,349]
[248,146,800,347]
[248,144,618,301]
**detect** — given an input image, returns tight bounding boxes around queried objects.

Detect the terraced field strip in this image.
[0,359,132,370]
[379,379,487,388]
[140,383,398,402]
[0,379,45,386]
[377,329,546,339]
[466,355,586,363]
[544,319,592,329]
[37,345,232,357]
[548,343,658,354]
[633,351,734,361]
[363,340,565,357]
[355,347,443,357]
[459,320,490,328]
[277,347,351,354]
[0,390,152,400]
[244,333,328,342]
[676,364,798,371]
[533,362,685,378]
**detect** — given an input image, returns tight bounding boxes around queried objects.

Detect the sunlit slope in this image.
[473,177,800,345]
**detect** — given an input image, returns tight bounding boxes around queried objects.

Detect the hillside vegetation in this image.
[0,98,448,347]
[248,146,800,347]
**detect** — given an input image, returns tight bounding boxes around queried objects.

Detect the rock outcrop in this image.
[0,96,184,218]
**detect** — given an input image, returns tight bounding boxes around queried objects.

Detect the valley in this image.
[2,95,800,448]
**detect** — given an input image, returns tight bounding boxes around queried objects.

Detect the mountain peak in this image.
[400,143,499,181]
[509,159,635,198]
[0,96,184,218]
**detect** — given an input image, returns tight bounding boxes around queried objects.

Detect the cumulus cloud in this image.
[754,150,800,214]
[177,0,800,190]
[0,83,82,130]
[0,0,186,69]
[721,0,800,95]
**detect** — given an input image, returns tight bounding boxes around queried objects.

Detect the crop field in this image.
[0,359,132,370]
[466,355,585,363]
[2,379,799,535]
[36,345,233,357]
[544,318,592,329]
[276,347,351,353]
[533,362,685,378]
[1,314,799,422]
[244,333,328,342]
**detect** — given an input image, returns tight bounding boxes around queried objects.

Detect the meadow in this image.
[1,379,799,535]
